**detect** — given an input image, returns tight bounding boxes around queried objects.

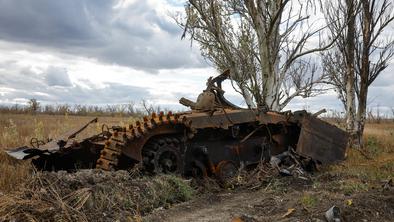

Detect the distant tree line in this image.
[0,99,177,117]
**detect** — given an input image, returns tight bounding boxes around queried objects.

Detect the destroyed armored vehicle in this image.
[6,70,348,179]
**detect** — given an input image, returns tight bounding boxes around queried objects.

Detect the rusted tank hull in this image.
[5,109,348,178]
[4,70,349,177]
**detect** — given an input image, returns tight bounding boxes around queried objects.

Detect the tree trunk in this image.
[356,0,372,148]
[345,0,356,146]
[230,67,256,108]
[264,74,280,111]
[356,80,368,148]
[240,84,256,108]
[254,16,279,111]
[254,1,281,111]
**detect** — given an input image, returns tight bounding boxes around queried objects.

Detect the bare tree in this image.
[390,107,394,121]
[177,0,332,111]
[321,0,358,143]
[141,99,154,115]
[28,98,40,114]
[355,0,394,146]
[322,0,394,147]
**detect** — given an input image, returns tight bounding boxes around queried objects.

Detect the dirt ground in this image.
[145,176,394,222]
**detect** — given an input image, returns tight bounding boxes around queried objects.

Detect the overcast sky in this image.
[0,0,393,115]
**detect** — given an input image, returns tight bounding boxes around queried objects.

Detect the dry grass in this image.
[0,152,31,193]
[0,113,134,193]
[324,122,394,194]
[0,113,134,148]
[0,170,195,221]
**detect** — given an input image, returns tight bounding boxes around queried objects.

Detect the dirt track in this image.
[145,180,394,222]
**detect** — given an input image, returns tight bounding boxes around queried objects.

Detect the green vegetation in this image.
[300,193,318,208]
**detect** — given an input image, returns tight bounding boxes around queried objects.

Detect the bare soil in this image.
[145,177,394,222]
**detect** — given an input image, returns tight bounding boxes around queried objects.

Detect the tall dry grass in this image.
[0,152,31,193]
[327,122,394,193]
[0,171,195,221]
[0,114,135,148]
[0,114,134,193]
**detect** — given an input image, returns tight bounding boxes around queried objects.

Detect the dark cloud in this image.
[0,0,105,46]
[0,0,205,71]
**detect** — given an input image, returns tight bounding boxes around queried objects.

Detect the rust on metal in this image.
[5,69,348,178]
[296,115,348,164]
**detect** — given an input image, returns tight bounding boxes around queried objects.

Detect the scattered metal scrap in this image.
[269,148,316,180]
[6,70,348,180]
[325,205,341,222]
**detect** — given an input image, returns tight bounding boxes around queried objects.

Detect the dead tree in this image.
[390,107,394,121]
[321,0,358,143]
[322,0,394,148]
[177,0,332,111]
[28,98,40,114]
[355,0,394,147]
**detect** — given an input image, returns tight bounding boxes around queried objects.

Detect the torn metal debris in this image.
[5,70,348,179]
[325,206,341,222]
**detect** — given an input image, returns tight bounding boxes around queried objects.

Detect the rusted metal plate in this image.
[296,116,348,164]
[183,109,257,129]
[258,111,291,124]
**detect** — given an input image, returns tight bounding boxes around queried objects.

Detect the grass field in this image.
[0,114,393,220]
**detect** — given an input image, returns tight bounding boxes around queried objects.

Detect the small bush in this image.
[300,193,317,208]
[152,175,195,204]
[340,181,368,195]
[365,136,381,157]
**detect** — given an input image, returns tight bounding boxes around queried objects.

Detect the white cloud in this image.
[0,45,217,109]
